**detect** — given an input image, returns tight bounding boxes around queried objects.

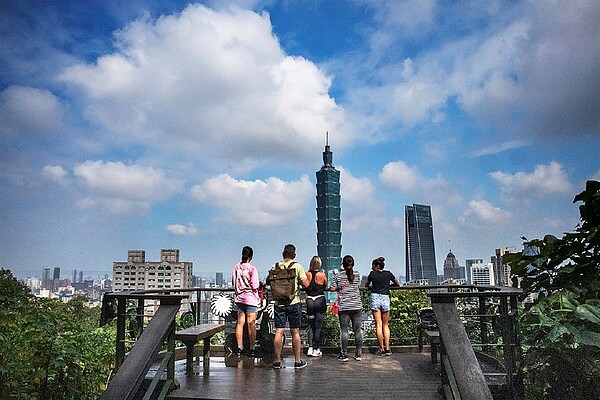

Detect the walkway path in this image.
[168,350,442,400]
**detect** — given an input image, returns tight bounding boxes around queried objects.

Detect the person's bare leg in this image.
[291,328,302,362]
[274,328,284,362]
[373,310,384,350]
[236,312,246,350]
[382,311,391,350]
[247,313,257,350]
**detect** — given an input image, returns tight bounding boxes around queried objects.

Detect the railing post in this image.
[136,298,145,336]
[478,294,488,344]
[115,296,127,370]
[167,307,176,383]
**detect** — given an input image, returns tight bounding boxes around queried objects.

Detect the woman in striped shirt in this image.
[330,255,363,362]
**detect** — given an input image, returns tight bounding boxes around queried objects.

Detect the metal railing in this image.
[428,287,523,400]
[100,292,186,400]
[99,285,522,399]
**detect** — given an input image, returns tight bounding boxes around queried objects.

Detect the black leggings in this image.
[306,296,326,349]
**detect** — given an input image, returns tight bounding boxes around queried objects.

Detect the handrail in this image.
[101,294,185,400]
[432,297,493,400]
[429,289,522,400]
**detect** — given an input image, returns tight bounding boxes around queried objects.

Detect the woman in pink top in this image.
[232,246,260,357]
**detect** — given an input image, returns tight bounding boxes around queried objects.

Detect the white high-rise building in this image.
[112,249,193,292]
[470,262,495,286]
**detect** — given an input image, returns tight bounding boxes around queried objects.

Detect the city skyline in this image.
[1,1,599,280]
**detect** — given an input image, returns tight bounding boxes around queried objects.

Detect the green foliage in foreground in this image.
[320,288,430,347]
[505,180,600,400]
[0,269,115,400]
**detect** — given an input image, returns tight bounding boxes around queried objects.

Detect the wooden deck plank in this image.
[168,351,442,400]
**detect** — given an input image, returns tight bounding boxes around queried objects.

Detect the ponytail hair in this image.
[342,255,355,283]
[372,256,385,270]
[241,246,253,263]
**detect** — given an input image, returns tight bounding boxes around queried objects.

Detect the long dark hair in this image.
[241,246,253,263]
[342,255,355,283]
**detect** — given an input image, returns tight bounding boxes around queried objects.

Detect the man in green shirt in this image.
[270,243,309,369]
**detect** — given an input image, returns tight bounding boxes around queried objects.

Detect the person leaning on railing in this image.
[329,255,363,362]
[364,256,400,356]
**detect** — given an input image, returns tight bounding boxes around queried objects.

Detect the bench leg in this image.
[184,341,195,374]
[431,342,438,364]
[203,335,213,376]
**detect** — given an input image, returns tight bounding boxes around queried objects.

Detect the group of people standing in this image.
[231,243,399,369]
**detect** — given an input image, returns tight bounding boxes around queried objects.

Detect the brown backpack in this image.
[268,262,296,303]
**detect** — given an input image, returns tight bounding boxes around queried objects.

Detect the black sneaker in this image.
[385,348,392,356]
[338,354,349,362]
[375,348,385,356]
[294,360,307,369]
[248,349,257,358]
[235,348,243,357]
[272,361,282,369]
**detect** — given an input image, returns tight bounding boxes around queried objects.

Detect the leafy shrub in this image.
[0,269,115,400]
[505,181,600,399]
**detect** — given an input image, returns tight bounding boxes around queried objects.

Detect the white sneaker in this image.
[312,348,322,357]
[307,347,314,357]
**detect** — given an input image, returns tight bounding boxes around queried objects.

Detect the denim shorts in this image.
[370,293,391,312]
[236,303,258,314]
[274,302,302,329]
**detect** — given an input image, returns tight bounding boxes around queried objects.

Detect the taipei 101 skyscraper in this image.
[315,132,342,289]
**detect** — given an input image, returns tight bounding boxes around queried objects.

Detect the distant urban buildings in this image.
[465,258,482,285]
[112,249,193,292]
[470,262,495,286]
[405,204,438,284]
[491,247,516,287]
[216,272,224,287]
[315,134,342,282]
[443,250,465,281]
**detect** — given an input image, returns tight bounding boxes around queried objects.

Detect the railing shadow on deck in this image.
[99,285,522,400]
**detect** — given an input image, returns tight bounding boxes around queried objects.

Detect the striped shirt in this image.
[331,271,362,312]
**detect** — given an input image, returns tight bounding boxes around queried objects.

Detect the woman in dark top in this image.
[365,256,400,356]
[305,256,327,357]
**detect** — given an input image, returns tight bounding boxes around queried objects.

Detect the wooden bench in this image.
[175,323,225,375]
[418,328,441,364]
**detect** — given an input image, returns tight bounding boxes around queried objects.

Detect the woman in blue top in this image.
[365,256,400,356]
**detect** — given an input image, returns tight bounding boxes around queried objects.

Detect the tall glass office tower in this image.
[405,204,438,284]
[316,135,342,286]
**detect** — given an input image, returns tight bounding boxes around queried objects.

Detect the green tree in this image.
[505,180,600,399]
[388,289,430,345]
[0,269,115,400]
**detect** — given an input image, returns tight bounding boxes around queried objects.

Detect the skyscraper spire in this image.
[323,131,333,167]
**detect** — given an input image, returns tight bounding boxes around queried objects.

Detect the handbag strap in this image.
[336,279,349,302]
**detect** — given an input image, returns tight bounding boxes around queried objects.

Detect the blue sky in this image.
[1,0,599,281]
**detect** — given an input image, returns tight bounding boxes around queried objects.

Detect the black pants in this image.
[306,295,326,349]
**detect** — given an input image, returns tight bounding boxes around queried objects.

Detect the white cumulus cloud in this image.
[190,173,313,226]
[0,86,64,136]
[490,161,572,199]
[73,160,183,215]
[59,4,350,166]
[167,223,198,236]
[461,199,512,225]
[42,165,68,186]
